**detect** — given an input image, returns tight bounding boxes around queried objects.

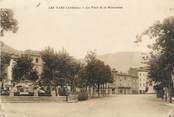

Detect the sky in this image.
[1,0,174,58]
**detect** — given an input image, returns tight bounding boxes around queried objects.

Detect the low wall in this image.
[0,96,66,103]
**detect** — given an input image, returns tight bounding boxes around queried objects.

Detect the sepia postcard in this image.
[1,0,174,117]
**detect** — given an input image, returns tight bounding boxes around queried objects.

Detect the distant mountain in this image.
[97,52,148,72]
[0,41,21,55]
[1,42,147,72]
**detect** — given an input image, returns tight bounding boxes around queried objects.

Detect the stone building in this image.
[137,67,149,94]
[128,67,155,94]
[3,49,44,83]
[22,50,43,79]
[110,69,139,94]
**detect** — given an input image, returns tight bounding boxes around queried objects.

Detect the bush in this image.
[156,89,164,98]
[78,90,88,101]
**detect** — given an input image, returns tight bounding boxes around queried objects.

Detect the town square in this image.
[1,0,174,117]
[0,95,173,117]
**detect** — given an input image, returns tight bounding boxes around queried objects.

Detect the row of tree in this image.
[1,48,113,96]
[40,48,113,96]
[136,16,174,103]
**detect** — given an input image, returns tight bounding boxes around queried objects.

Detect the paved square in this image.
[0,95,172,117]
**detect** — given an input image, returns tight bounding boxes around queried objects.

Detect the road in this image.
[0,94,173,117]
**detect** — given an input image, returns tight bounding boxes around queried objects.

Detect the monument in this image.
[7,59,16,85]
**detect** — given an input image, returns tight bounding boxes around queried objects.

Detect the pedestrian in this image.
[65,87,70,102]
[161,89,164,100]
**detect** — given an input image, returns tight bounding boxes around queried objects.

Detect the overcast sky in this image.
[1,0,174,58]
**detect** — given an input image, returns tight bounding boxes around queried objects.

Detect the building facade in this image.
[22,50,43,78]
[137,69,148,94]
[128,67,155,94]
[110,69,139,94]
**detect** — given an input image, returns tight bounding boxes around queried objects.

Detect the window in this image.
[36,58,39,63]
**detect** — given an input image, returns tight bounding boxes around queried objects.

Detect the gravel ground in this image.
[0,94,173,117]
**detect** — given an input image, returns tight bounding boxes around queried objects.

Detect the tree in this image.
[77,64,88,89]
[13,55,38,82]
[136,16,174,103]
[0,52,11,89]
[41,47,56,86]
[41,47,80,95]
[67,61,81,93]
[0,9,18,88]
[0,53,11,80]
[0,9,18,36]
[84,51,113,96]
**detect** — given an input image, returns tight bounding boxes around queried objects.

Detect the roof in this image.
[22,50,41,57]
[128,66,150,73]
[137,67,150,72]
[112,69,138,78]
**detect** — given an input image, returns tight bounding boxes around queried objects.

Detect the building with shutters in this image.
[110,69,139,94]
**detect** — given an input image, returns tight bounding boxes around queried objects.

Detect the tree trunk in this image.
[92,85,95,97]
[54,85,58,96]
[103,84,105,96]
[85,85,87,91]
[88,86,91,97]
[164,87,168,102]
[169,88,172,103]
[169,78,173,103]
[72,78,76,93]
[49,84,52,95]
[98,84,100,97]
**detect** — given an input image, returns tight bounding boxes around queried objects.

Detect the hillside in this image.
[97,52,148,72]
[0,41,21,55]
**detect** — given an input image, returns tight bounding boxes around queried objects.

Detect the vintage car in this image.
[38,86,51,96]
[14,83,34,96]
[14,91,34,96]
[0,88,10,96]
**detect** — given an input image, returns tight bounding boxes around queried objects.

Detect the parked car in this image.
[0,89,10,96]
[14,91,34,96]
[38,89,51,96]
[14,85,34,96]
[38,87,51,96]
